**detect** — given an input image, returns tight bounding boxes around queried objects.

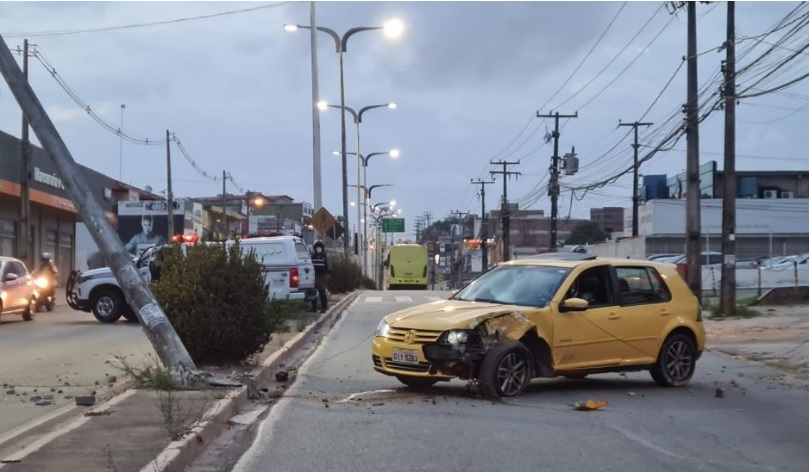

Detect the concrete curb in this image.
[142,290,361,472]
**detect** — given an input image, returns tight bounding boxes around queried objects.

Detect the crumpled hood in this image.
[384,299,528,331]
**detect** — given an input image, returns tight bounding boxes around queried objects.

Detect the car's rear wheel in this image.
[651,333,696,387]
[92,289,123,323]
[22,298,36,321]
[478,342,534,398]
[396,376,438,389]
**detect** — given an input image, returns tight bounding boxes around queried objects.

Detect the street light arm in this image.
[293,24,342,52]
[357,104,391,123]
[327,103,358,123]
[342,26,383,52]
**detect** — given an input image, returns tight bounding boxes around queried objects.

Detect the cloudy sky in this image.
[0,1,807,238]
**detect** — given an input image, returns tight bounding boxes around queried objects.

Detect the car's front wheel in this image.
[22,298,36,321]
[92,289,123,323]
[396,376,438,390]
[478,342,534,398]
[651,333,697,387]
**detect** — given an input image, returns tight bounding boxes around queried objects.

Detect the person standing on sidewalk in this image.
[311,240,331,313]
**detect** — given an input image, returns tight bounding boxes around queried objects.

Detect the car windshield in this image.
[452,265,571,308]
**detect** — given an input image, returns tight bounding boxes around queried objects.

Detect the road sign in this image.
[310,207,336,235]
[382,217,405,233]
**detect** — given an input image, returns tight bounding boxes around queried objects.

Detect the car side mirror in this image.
[560,297,589,312]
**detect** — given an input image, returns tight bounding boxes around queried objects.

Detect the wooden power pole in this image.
[618,120,653,237]
[721,1,737,316]
[536,111,577,251]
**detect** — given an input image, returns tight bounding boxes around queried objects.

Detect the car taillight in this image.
[290,268,300,288]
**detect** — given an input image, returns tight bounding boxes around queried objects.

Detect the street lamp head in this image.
[317,101,329,111]
[388,149,400,159]
[390,200,397,207]
[332,150,341,156]
[387,102,397,109]
[283,24,299,32]
[383,19,404,39]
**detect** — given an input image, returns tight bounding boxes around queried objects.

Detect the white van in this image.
[232,236,316,301]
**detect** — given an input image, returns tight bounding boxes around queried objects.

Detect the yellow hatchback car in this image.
[372,254,705,397]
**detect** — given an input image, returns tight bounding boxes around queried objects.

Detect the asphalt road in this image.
[0,306,155,436]
[233,290,809,472]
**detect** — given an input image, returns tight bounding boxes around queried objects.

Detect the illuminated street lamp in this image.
[285,20,404,256]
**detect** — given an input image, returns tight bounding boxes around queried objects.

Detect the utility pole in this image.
[166,130,175,240]
[18,39,32,268]
[536,111,577,252]
[471,179,494,272]
[222,170,227,239]
[721,1,737,316]
[685,2,703,297]
[450,210,471,289]
[618,120,653,237]
[490,160,521,262]
[0,33,197,384]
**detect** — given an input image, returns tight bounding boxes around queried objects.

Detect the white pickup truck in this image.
[65,245,158,323]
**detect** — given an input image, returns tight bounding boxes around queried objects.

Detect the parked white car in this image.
[233,236,316,302]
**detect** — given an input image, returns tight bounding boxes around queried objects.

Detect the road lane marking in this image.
[365,297,383,303]
[394,296,412,302]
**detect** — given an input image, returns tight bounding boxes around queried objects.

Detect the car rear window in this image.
[616,266,672,305]
[294,242,311,261]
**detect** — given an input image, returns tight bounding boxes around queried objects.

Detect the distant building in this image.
[590,207,625,234]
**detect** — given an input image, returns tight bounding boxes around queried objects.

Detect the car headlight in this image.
[443,330,470,344]
[375,320,390,338]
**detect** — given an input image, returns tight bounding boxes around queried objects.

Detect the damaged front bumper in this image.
[371,330,486,380]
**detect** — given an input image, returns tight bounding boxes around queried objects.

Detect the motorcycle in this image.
[34,273,57,312]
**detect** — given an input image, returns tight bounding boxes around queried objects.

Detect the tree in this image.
[566,222,609,245]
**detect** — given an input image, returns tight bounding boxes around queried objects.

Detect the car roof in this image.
[0,256,22,264]
[502,255,674,269]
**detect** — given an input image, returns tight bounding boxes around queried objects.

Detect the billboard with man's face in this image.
[117,201,185,256]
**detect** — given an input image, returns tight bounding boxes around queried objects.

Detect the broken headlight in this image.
[442,330,471,344]
[375,320,390,338]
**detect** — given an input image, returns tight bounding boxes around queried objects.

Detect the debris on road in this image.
[275,371,289,382]
[715,387,726,398]
[75,395,96,406]
[572,400,608,411]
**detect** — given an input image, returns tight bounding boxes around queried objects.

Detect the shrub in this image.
[152,242,281,365]
[361,276,377,290]
[326,254,363,293]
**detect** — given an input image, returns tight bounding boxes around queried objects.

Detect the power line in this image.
[3,2,295,38]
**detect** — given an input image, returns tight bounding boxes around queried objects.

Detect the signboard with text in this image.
[382,218,405,233]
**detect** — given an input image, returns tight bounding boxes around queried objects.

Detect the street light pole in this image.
[285,20,403,256]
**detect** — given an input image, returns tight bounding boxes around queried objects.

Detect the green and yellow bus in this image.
[384,244,429,290]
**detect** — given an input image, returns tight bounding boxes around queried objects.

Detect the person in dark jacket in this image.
[311,240,331,312]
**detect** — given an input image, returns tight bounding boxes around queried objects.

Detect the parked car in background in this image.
[372,254,705,397]
[0,256,37,322]
[233,236,316,302]
[646,253,681,262]
[665,252,723,266]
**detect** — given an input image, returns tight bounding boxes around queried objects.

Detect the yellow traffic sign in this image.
[310,207,336,235]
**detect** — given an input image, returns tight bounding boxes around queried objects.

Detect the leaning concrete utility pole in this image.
[0,33,197,384]
[309,1,323,212]
[720,1,737,316]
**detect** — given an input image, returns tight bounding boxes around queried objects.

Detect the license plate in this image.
[391,349,420,364]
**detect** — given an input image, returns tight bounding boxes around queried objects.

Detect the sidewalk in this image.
[0,301,805,472]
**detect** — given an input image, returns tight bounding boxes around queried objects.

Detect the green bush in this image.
[326,254,363,293]
[151,242,282,365]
